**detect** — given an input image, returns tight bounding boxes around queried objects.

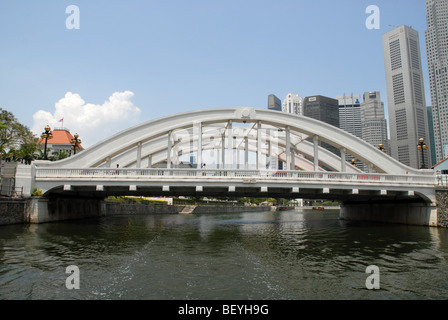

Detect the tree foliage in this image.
[0,108,40,163]
[50,149,70,161]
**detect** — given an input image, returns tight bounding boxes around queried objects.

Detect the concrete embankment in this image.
[104,201,269,216]
[0,197,270,225]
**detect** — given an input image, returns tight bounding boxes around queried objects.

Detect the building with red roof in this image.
[37,127,84,157]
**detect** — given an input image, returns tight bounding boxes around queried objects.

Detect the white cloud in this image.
[32,91,141,148]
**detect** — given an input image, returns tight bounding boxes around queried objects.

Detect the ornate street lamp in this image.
[351,158,357,168]
[71,133,82,155]
[417,138,428,169]
[378,144,386,153]
[40,125,53,160]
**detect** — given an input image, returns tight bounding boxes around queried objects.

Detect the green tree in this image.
[0,108,40,163]
[50,149,70,161]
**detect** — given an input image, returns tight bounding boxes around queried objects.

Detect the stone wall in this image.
[104,202,270,215]
[192,205,269,214]
[435,189,448,228]
[0,198,27,225]
[104,202,183,215]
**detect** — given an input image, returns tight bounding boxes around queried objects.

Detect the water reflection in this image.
[0,209,447,300]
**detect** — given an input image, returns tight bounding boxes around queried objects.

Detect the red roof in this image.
[38,129,84,149]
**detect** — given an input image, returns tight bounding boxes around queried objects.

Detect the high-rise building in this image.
[382,25,432,168]
[303,95,339,128]
[336,94,362,139]
[425,0,448,162]
[360,91,389,154]
[427,106,437,166]
[303,95,340,155]
[282,93,303,115]
[267,94,282,111]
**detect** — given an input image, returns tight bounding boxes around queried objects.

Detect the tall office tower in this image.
[360,91,389,154]
[336,94,363,139]
[268,94,282,111]
[427,106,437,166]
[383,25,432,168]
[303,95,340,155]
[426,0,448,162]
[282,93,303,115]
[303,95,340,127]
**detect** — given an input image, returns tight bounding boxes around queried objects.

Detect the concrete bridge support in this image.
[339,201,438,227]
[26,196,105,224]
[340,188,448,227]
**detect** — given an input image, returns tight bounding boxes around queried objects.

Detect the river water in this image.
[0,209,447,300]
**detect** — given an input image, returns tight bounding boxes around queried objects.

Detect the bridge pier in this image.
[339,201,438,227]
[26,196,105,224]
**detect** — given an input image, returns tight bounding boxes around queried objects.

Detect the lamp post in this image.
[40,125,53,160]
[378,144,386,153]
[351,158,357,168]
[417,138,427,169]
[71,133,82,155]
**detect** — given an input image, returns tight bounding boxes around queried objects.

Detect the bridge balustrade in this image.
[437,174,448,187]
[34,167,436,186]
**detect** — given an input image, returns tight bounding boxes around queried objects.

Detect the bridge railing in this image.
[34,168,437,185]
[436,174,448,187]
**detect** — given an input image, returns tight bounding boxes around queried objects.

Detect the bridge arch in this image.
[35,107,426,176]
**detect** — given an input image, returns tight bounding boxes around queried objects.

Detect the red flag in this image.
[59,118,64,122]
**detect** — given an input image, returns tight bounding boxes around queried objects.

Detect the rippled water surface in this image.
[1,209,447,300]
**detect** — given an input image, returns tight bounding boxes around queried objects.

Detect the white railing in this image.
[34,168,437,185]
[437,174,448,187]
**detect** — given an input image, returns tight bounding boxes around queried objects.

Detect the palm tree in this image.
[50,149,70,161]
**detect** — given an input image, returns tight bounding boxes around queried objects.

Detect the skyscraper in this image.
[427,106,437,166]
[303,95,340,155]
[303,95,339,128]
[282,93,303,115]
[336,94,362,139]
[425,0,448,162]
[267,94,282,111]
[360,91,389,154]
[382,25,432,168]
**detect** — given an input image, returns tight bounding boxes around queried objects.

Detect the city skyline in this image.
[0,1,430,148]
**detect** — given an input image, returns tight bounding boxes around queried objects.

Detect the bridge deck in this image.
[33,168,437,202]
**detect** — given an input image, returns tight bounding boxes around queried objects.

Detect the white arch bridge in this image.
[21,107,441,226]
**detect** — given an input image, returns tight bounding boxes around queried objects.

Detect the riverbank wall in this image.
[0,197,270,225]
[0,198,28,225]
[103,201,270,216]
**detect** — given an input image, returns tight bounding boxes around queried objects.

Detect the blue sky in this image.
[0,0,429,147]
